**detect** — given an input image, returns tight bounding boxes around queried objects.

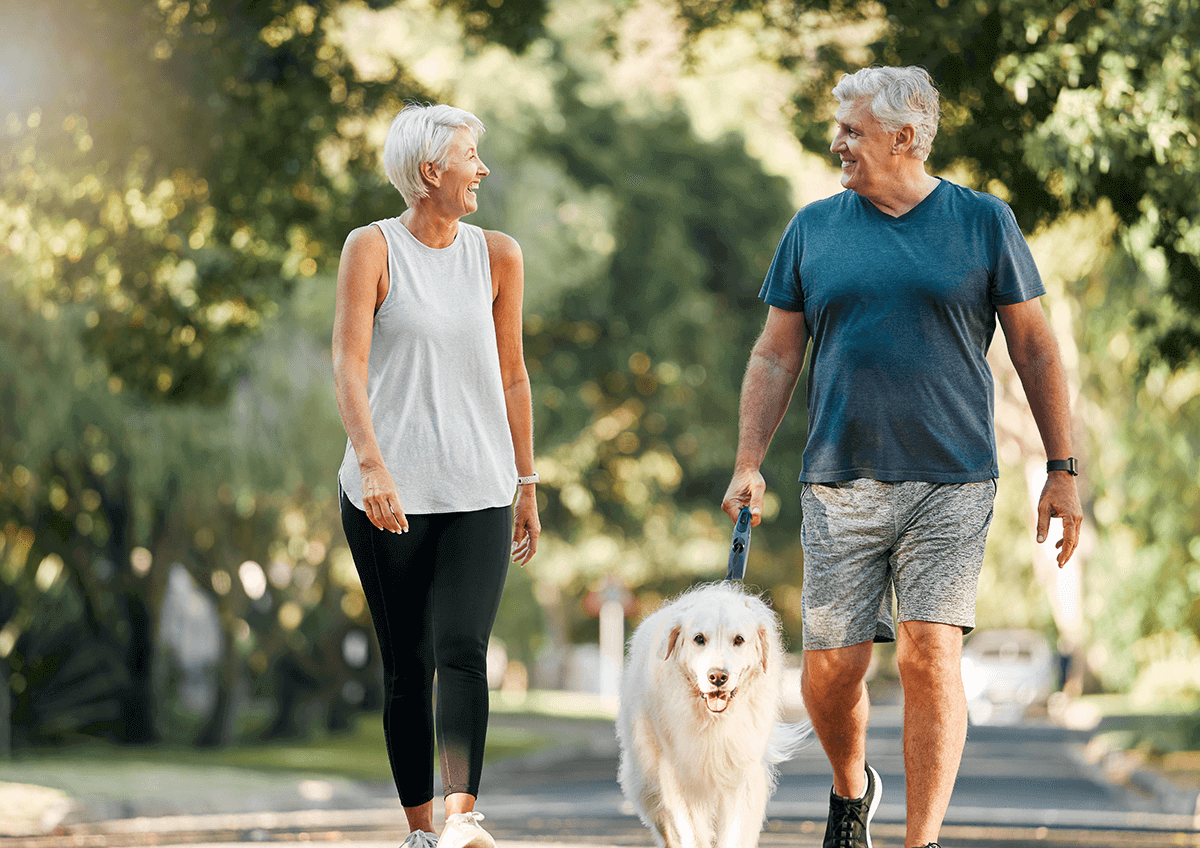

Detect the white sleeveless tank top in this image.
[338,218,517,514]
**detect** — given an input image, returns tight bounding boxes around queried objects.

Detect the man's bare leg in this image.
[802,640,875,799]
[896,620,967,847]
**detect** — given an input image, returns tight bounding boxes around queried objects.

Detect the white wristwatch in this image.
[517,473,539,486]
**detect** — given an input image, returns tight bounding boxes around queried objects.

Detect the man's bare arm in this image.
[722,306,809,525]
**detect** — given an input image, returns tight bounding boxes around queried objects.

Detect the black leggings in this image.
[340,487,511,806]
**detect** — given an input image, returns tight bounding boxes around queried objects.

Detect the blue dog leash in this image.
[725,506,752,581]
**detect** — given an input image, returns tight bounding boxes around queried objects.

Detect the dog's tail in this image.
[765,720,813,764]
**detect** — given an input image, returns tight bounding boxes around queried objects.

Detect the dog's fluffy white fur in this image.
[617,582,810,848]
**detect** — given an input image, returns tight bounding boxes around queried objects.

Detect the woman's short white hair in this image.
[832,66,940,161]
[383,103,486,207]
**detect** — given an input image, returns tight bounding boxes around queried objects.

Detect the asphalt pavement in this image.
[3,700,1199,848]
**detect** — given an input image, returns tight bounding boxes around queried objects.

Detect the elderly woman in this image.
[333,103,540,848]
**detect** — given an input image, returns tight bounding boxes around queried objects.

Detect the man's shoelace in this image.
[828,795,870,847]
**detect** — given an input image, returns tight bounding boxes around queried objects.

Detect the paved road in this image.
[7,705,1197,848]
[468,704,1198,846]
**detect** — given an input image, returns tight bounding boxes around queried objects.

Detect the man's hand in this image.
[1036,472,1082,567]
[722,468,767,527]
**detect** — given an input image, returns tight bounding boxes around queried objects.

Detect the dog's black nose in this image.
[707,668,728,688]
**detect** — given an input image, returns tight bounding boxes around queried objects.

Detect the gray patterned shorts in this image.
[799,478,997,650]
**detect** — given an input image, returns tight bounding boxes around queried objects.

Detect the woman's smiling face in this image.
[430,125,489,217]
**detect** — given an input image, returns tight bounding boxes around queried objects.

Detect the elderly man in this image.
[722,66,1082,848]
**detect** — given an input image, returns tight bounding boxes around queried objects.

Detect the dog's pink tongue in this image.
[704,693,730,713]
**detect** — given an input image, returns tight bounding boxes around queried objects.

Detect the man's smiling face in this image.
[830,97,897,198]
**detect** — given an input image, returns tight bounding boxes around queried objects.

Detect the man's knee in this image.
[802,641,873,700]
[896,620,964,685]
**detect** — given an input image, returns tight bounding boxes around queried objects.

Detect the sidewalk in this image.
[0,807,648,848]
[0,711,626,843]
[0,713,640,848]
[1057,699,1200,821]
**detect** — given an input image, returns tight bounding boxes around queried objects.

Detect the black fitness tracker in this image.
[1046,458,1078,476]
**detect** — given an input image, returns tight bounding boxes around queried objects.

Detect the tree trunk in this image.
[117,590,160,743]
[194,611,239,748]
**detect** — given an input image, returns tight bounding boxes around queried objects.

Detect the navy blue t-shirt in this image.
[759,179,1045,483]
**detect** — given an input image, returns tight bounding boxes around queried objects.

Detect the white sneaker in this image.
[399,830,438,848]
[438,811,495,848]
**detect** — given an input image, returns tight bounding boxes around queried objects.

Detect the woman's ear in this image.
[420,159,442,190]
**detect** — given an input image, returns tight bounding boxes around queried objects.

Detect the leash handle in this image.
[725,506,752,581]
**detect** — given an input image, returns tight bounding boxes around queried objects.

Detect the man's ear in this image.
[892,124,916,156]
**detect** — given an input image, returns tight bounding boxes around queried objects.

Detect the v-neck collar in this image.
[855,177,945,222]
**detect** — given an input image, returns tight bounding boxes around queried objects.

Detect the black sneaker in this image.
[822,763,882,848]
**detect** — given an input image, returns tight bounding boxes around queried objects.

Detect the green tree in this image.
[0,0,554,744]
[1071,238,1200,702]
[0,294,168,742]
[529,0,1200,692]
[2,0,405,403]
[777,0,1200,695]
[510,76,812,653]
[786,0,1200,368]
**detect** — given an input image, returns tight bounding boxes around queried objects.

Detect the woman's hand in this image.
[361,464,408,534]
[510,486,540,566]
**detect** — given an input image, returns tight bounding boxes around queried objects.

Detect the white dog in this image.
[617,582,810,848]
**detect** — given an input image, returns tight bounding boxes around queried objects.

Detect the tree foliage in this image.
[4,0,1200,742]
[521,84,811,635]
[0,0,553,405]
[787,0,1200,368]
[0,296,154,741]
[858,0,1200,696]
[1068,236,1200,702]
[0,0,552,744]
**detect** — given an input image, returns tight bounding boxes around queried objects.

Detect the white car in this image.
[960,629,1058,725]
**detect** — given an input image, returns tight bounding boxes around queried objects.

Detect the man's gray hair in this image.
[383,103,486,207]
[832,66,940,162]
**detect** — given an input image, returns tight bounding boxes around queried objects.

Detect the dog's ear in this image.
[662,624,682,661]
[757,626,770,673]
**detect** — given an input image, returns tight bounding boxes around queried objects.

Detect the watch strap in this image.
[1046,458,1078,476]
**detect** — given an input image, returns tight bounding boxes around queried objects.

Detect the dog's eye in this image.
[693,634,706,646]
[733,635,745,646]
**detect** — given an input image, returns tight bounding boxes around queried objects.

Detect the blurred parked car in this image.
[960,629,1057,725]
